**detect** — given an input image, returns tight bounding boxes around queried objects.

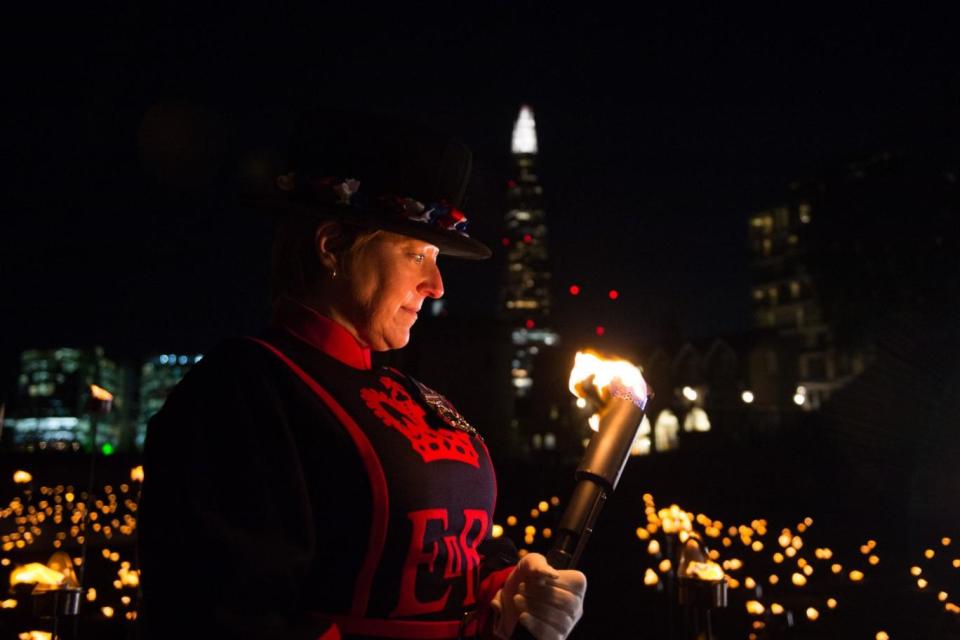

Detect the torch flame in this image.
[13,470,32,484]
[10,564,66,588]
[684,560,725,582]
[90,385,114,401]
[569,351,650,431]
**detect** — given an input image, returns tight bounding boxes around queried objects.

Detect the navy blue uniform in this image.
[140,299,516,639]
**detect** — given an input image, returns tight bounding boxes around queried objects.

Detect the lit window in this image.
[631,415,652,456]
[762,238,772,256]
[790,281,801,298]
[654,410,680,452]
[683,407,711,432]
[543,433,556,450]
[512,377,533,389]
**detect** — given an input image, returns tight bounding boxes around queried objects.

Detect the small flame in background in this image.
[568,350,650,432]
[685,560,725,581]
[10,563,66,588]
[90,385,114,402]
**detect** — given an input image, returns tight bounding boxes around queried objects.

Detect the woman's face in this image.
[333,231,444,351]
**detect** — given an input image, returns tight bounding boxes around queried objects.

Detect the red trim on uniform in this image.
[474,565,515,638]
[478,439,497,511]
[317,622,342,640]
[271,296,373,370]
[249,338,388,617]
[313,614,478,639]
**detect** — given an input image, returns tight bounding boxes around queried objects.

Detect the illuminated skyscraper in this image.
[9,347,130,452]
[136,353,202,449]
[501,105,558,398]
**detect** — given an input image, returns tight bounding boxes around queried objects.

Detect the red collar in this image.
[270,298,372,370]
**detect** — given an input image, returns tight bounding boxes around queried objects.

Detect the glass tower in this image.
[500,105,558,398]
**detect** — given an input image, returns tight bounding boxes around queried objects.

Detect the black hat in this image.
[255,110,491,260]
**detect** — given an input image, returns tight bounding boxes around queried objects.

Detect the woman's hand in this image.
[490,552,587,640]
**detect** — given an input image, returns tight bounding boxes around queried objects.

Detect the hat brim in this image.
[252,198,493,260]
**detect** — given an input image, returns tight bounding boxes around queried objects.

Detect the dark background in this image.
[4,3,960,383]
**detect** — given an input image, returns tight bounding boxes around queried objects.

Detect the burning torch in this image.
[512,350,651,639]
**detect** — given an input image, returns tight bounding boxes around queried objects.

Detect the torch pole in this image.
[511,383,649,639]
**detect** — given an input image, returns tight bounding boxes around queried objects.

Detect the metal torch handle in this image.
[509,480,607,639]
[509,395,646,639]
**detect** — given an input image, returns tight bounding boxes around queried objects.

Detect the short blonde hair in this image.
[269,214,380,303]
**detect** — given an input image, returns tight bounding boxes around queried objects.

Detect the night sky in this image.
[4,4,959,389]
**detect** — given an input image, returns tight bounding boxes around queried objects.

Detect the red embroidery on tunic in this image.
[360,376,479,467]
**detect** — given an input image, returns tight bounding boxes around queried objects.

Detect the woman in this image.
[139,112,586,640]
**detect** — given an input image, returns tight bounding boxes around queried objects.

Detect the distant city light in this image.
[159,355,168,364]
[178,355,188,365]
[511,105,538,154]
[741,390,755,404]
[608,289,619,300]
[595,326,605,336]
[501,237,510,246]
[525,319,535,329]
[682,386,698,402]
[101,443,115,456]
[569,285,580,296]
[523,234,532,244]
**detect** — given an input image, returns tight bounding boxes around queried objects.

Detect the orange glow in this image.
[827,598,837,609]
[90,385,114,401]
[684,561,724,581]
[10,563,65,588]
[849,570,865,582]
[13,471,32,484]
[745,600,765,615]
[568,350,649,407]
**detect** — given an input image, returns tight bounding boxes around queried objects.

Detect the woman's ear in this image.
[314,220,344,275]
